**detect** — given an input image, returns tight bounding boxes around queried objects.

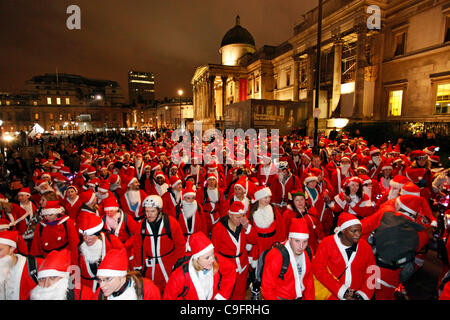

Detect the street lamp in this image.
[313,0,323,154]
[178,89,183,129]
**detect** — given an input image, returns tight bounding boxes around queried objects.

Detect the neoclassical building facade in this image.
[192,0,450,136]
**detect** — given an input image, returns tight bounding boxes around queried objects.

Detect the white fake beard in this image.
[0,255,12,287]
[127,190,140,205]
[372,156,381,166]
[173,190,181,203]
[155,183,168,196]
[110,182,120,191]
[207,188,218,203]
[96,192,108,200]
[182,200,197,219]
[252,205,274,229]
[80,238,103,264]
[105,214,119,231]
[388,187,399,200]
[30,277,69,300]
[135,159,143,169]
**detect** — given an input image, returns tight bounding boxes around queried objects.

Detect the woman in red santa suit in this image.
[211,201,258,300]
[30,249,93,300]
[378,158,394,193]
[303,173,331,237]
[59,185,82,223]
[329,176,374,220]
[173,181,207,243]
[101,197,140,269]
[77,211,125,293]
[261,218,315,300]
[163,232,235,300]
[312,212,376,300]
[30,200,80,266]
[282,190,323,253]
[134,195,186,294]
[0,230,43,300]
[222,176,252,218]
[162,175,183,219]
[247,186,286,271]
[255,153,278,187]
[196,174,226,237]
[93,248,161,300]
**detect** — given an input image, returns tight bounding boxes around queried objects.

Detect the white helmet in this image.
[142,195,163,209]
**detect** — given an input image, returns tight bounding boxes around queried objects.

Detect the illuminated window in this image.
[394,32,406,56]
[56,98,61,105]
[388,90,403,116]
[33,101,38,106]
[49,113,54,120]
[65,98,70,105]
[6,101,10,106]
[35,113,39,120]
[435,83,450,114]
[47,97,52,105]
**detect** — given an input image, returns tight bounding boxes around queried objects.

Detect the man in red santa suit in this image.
[376,174,410,208]
[92,248,161,300]
[13,188,37,239]
[405,167,432,199]
[261,218,315,300]
[312,212,376,300]
[196,173,226,237]
[204,161,226,192]
[181,160,206,189]
[95,180,116,217]
[101,197,140,269]
[133,153,146,181]
[31,179,54,205]
[109,174,124,202]
[59,185,82,222]
[226,168,258,200]
[173,181,207,243]
[30,200,80,265]
[211,201,258,300]
[120,176,148,222]
[222,176,252,218]
[147,171,169,197]
[134,195,186,293]
[162,175,183,219]
[270,160,302,212]
[0,230,43,300]
[365,146,385,180]
[163,232,235,300]
[287,145,302,177]
[360,195,431,300]
[255,153,278,187]
[30,249,93,300]
[77,211,125,293]
[330,155,355,198]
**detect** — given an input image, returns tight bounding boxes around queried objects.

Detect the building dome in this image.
[220,16,255,48]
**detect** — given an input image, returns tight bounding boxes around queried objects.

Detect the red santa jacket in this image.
[3,254,43,300]
[78,232,125,293]
[261,240,315,300]
[134,214,186,290]
[227,177,257,199]
[211,216,258,275]
[6,203,29,236]
[172,202,207,242]
[60,196,82,222]
[196,187,226,236]
[330,192,374,218]
[255,163,278,187]
[330,167,355,198]
[162,188,181,218]
[270,174,302,207]
[30,216,80,265]
[312,233,376,300]
[120,189,148,222]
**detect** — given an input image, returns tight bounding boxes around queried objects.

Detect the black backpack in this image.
[255,242,312,285]
[371,211,424,270]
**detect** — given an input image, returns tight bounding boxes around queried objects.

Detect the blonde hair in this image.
[192,256,219,275]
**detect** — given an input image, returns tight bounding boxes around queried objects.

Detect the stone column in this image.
[208,75,215,123]
[306,47,316,119]
[221,76,227,119]
[331,38,343,117]
[352,24,367,119]
[293,56,300,101]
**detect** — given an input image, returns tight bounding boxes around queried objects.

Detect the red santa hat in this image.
[343,176,362,188]
[334,212,361,234]
[304,173,319,185]
[97,181,110,193]
[40,172,51,180]
[358,175,372,186]
[423,146,437,155]
[182,181,196,198]
[381,158,393,171]
[18,187,31,197]
[252,185,272,203]
[60,166,71,175]
[79,190,96,206]
[77,212,104,236]
[400,182,421,197]
[103,197,120,212]
[302,150,313,161]
[169,175,182,188]
[155,171,166,179]
[110,174,120,185]
[405,167,427,184]
[389,175,410,189]
[409,150,427,160]
[66,185,79,194]
[234,176,247,192]
[0,230,18,248]
[356,165,369,174]
[41,200,63,216]
[38,249,71,279]
[206,173,218,182]
[369,146,381,155]
[86,177,100,188]
[189,232,214,259]
[429,155,440,165]
[87,166,97,175]
[97,249,129,278]
[288,218,309,240]
[124,176,139,188]
[228,201,246,215]
[396,194,422,217]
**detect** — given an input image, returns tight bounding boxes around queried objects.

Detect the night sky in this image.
[0,0,317,102]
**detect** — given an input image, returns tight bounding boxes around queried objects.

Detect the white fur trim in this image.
[96,269,127,277]
[38,269,69,279]
[289,232,309,240]
[335,219,361,234]
[104,206,119,212]
[396,198,417,215]
[0,238,16,248]
[79,221,104,236]
[253,187,272,203]
[304,176,318,184]
[41,208,63,216]
[192,243,214,260]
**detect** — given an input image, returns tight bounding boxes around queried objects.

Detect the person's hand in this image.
[240,216,250,230]
[343,288,356,300]
[343,194,351,202]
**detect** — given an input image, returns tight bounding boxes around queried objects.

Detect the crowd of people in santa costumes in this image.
[0,128,449,301]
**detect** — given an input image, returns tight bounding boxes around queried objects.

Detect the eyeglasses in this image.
[96,277,114,284]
